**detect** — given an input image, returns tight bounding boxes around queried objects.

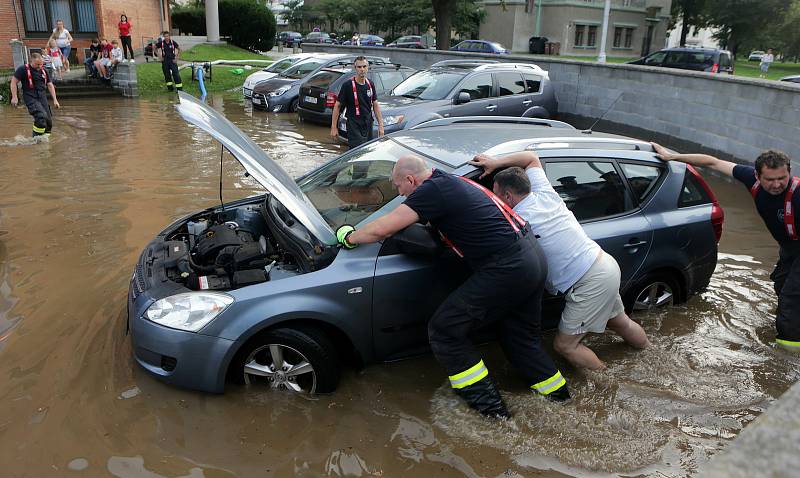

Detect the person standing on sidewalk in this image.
[652,143,800,352]
[157,31,182,91]
[470,151,651,370]
[49,20,73,73]
[335,155,570,418]
[330,56,384,148]
[10,53,60,137]
[118,14,134,61]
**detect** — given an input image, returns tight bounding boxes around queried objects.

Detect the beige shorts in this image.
[559,252,625,335]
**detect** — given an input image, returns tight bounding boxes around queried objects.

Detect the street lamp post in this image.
[597,0,611,63]
[535,0,543,37]
[206,0,220,43]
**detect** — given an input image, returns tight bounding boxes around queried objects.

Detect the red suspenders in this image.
[750,176,800,240]
[438,175,528,258]
[25,63,47,90]
[350,78,373,117]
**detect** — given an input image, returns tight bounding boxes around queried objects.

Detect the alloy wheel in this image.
[243,343,317,393]
[633,281,674,311]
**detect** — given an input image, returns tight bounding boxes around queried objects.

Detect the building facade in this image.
[1,0,170,68]
[479,0,672,57]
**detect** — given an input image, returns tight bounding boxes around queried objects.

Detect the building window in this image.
[21,0,97,36]
[613,27,635,48]
[574,25,584,47]
[587,25,597,47]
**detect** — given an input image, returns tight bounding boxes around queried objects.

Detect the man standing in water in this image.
[10,53,60,137]
[652,143,800,352]
[330,56,384,148]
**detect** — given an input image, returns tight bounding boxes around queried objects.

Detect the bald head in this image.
[392,155,432,196]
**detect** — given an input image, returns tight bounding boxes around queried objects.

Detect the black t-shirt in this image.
[733,165,800,248]
[13,65,51,96]
[337,77,377,127]
[157,39,179,60]
[89,43,101,60]
[403,169,519,260]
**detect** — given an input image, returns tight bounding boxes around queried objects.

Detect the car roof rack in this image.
[410,116,575,130]
[431,59,499,68]
[473,62,545,73]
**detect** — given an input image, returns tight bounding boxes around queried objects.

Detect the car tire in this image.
[624,273,680,313]
[233,326,340,394]
[290,98,299,112]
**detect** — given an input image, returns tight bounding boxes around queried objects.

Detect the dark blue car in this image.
[451,40,510,54]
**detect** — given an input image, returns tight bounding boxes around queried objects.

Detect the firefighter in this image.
[156,31,182,91]
[9,53,60,137]
[330,56,385,149]
[652,143,800,352]
[335,155,570,418]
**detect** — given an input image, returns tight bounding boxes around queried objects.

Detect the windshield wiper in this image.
[401,94,418,99]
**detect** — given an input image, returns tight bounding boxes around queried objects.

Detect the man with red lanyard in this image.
[157,31,182,91]
[335,155,570,418]
[330,56,384,148]
[10,53,60,137]
[653,143,800,351]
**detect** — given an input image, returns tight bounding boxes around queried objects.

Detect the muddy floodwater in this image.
[0,93,798,478]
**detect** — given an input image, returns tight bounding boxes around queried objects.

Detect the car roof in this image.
[321,64,413,73]
[390,121,653,168]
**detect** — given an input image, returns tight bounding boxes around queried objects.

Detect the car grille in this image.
[252,93,268,107]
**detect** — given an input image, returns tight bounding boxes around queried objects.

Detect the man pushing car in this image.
[336,154,570,418]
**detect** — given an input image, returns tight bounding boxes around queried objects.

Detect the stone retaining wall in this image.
[303,44,800,167]
[111,63,138,98]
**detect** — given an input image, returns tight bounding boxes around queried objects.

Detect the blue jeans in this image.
[60,45,71,64]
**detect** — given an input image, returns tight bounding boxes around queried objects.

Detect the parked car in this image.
[628,47,734,74]
[251,54,391,112]
[748,50,765,62]
[303,32,335,44]
[450,40,510,54]
[129,92,722,394]
[342,34,385,47]
[780,75,800,84]
[297,63,417,125]
[338,60,557,139]
[277,31,303,47]
[387,35,430,49]
[242,53,317,99]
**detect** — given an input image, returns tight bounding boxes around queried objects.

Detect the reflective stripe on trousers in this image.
[777,338,800,351]
[32,124,46,134]
[448,360,489,389]
[531,370,566,395]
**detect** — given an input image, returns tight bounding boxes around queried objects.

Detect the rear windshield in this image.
[306,70,344,88]
[391,70,465,100]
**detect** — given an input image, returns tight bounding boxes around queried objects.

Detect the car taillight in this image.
[711,63,719,73]
[325,91,337,107]
[687,165,724,242]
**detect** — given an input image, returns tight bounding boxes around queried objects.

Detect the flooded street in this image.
[0,93,798,478]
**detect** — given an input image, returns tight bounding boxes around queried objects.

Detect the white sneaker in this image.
[129,59,135,63]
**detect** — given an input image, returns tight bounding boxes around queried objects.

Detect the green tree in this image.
[670,0,707,47]
[704,0,789,58]
[453,0,486,39]
[219,0,277,51]
[318,0,340,33]
[284,0,306,30]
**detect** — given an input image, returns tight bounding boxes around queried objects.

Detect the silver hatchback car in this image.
[128,93,722,395]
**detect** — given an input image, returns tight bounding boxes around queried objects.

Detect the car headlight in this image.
[269,86,291,97]
[144,292,233,332]
[383,114,405,126]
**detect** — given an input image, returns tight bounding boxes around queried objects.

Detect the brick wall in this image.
[0,0,169,68]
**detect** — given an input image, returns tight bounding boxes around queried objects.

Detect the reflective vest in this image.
[750,176,800,240]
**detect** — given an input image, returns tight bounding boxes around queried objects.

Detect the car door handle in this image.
[522,100,532,105]
[486,105,497,111]
[623,240,648,248]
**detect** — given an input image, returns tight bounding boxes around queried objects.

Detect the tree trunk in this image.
[680,9,690,46]
[432,0,456,50]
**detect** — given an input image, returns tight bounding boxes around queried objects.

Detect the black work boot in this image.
[544,385,571,403]
[454,379,511,419]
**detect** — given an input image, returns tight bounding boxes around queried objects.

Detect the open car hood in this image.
[176,92,335,245]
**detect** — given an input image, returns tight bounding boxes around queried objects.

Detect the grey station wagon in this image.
[128,93,722,395]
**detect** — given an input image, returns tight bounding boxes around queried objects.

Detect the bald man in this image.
[336,155,570,418]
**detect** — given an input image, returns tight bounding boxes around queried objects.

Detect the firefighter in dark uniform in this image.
[157,31,182,91]
[335,155,570,418]
[653,143,800,351]
[10,53,60,137]
[330,56,384,148]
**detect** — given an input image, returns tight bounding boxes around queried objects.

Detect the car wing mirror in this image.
[390,223,443,256]
[454,92,471,105]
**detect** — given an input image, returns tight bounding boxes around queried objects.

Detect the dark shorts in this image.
[346,117,373,149]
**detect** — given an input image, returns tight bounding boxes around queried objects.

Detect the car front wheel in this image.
[236,327,340,394]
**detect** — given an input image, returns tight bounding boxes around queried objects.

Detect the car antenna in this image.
[583,91,624,134]
[218,144,225,213]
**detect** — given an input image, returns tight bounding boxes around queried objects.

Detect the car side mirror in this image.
[390,223,443,256]
[454,92,471,105]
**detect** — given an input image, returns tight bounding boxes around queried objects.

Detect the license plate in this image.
[253,97,262,104]
[304,95,317,104]
[243,88,252,97]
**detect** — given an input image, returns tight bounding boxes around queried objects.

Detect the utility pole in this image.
[206,0,220,43]
[535,0,543,36]
[597,0,611,63]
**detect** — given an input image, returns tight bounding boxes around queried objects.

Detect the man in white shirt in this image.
[470,151,650,369]
[760,48,774,78]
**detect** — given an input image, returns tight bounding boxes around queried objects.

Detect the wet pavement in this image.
[0,93,798,478]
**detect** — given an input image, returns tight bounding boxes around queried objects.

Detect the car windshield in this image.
[490,42,506,51]
[298,139,430,228]
[265,57,300,73]
[391,70,465,100]
[283,58,327,78]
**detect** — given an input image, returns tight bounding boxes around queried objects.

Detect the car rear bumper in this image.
[297,105,332,124]
[128,283,235,393]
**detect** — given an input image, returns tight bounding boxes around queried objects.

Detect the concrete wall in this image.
[303,44,800,167]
